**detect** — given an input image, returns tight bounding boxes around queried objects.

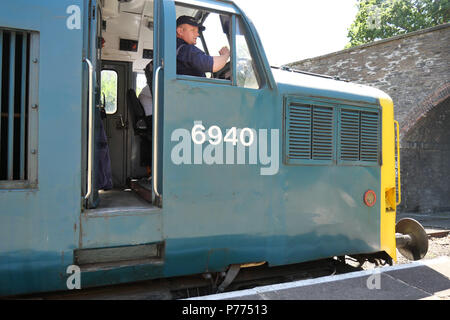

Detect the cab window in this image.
[201,13,230,65]
[175,5,261,89]
[236,18,260,89]
[175,4,231,81]
[101,70,118,114]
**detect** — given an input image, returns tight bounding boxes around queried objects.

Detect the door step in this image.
[75,242,164,272]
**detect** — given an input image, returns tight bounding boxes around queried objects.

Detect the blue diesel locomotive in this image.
[0,0,426,296]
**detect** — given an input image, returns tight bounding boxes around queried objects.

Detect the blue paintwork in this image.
[158,0,382,279]
[81,208,163,249]
[0,0,84,295]
[0,0,389,296]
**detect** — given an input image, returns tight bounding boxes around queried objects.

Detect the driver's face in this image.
[176,24,199,45]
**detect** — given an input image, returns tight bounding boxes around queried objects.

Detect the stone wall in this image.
[289,24,450,213]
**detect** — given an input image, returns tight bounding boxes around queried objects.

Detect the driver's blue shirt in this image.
[176,38,213,77]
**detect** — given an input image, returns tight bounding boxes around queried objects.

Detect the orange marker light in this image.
[364,190,377,207]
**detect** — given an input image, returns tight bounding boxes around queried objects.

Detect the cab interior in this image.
[93,0,258,211]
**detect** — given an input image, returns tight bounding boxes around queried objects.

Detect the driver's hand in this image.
[219,46,230,58]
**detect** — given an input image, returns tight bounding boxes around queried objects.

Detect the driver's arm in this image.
[212,47,230,72]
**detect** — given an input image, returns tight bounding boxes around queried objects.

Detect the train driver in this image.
[176,15,230,77]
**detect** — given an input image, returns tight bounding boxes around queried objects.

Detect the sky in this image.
[233,0,359,66]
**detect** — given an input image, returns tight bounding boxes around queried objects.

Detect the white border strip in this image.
[186,256,450,300]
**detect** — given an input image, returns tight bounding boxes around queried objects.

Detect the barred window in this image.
[0,29,38,188]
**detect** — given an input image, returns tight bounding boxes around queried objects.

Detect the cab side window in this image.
[201,13,230,60]
[235,18,260,89]
[175,5,261,89]
[101,70,118,114]
[201,13,232,80]
[175,5,231,80]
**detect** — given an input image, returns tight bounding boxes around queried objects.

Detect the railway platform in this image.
[189,256,450,300]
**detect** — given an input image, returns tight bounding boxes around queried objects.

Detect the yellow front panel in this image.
[380,97,397,261]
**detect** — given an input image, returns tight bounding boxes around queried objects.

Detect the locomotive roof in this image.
[272,66,392,107]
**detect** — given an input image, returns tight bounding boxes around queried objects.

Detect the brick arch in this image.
[400,83,450,139]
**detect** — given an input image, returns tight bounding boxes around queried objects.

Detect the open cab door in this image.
[75,0,164,287]
[153,0,166,206]
[83,0,102,209]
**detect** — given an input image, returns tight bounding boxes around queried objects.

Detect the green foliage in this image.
[347,0,450,48]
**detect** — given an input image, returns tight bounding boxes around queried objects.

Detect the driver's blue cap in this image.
[176,15,205,32]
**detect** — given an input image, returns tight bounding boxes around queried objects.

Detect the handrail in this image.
[394,120,401,205]
[153,65,163,199]
[83,58,94,200]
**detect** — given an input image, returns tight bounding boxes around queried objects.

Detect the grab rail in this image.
[394,120,401,205]
[83,58,93,200]
[153,65,163,199]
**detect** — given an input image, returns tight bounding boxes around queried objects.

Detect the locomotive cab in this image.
[92,0,262,211]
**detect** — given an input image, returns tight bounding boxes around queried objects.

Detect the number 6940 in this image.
[191,124,254,147]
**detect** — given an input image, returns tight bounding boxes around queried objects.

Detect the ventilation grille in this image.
[0,30,31,181]
[287,104,334,161]
[340,110,360,161]
[285,99,381,166]
[340,109,379,162]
